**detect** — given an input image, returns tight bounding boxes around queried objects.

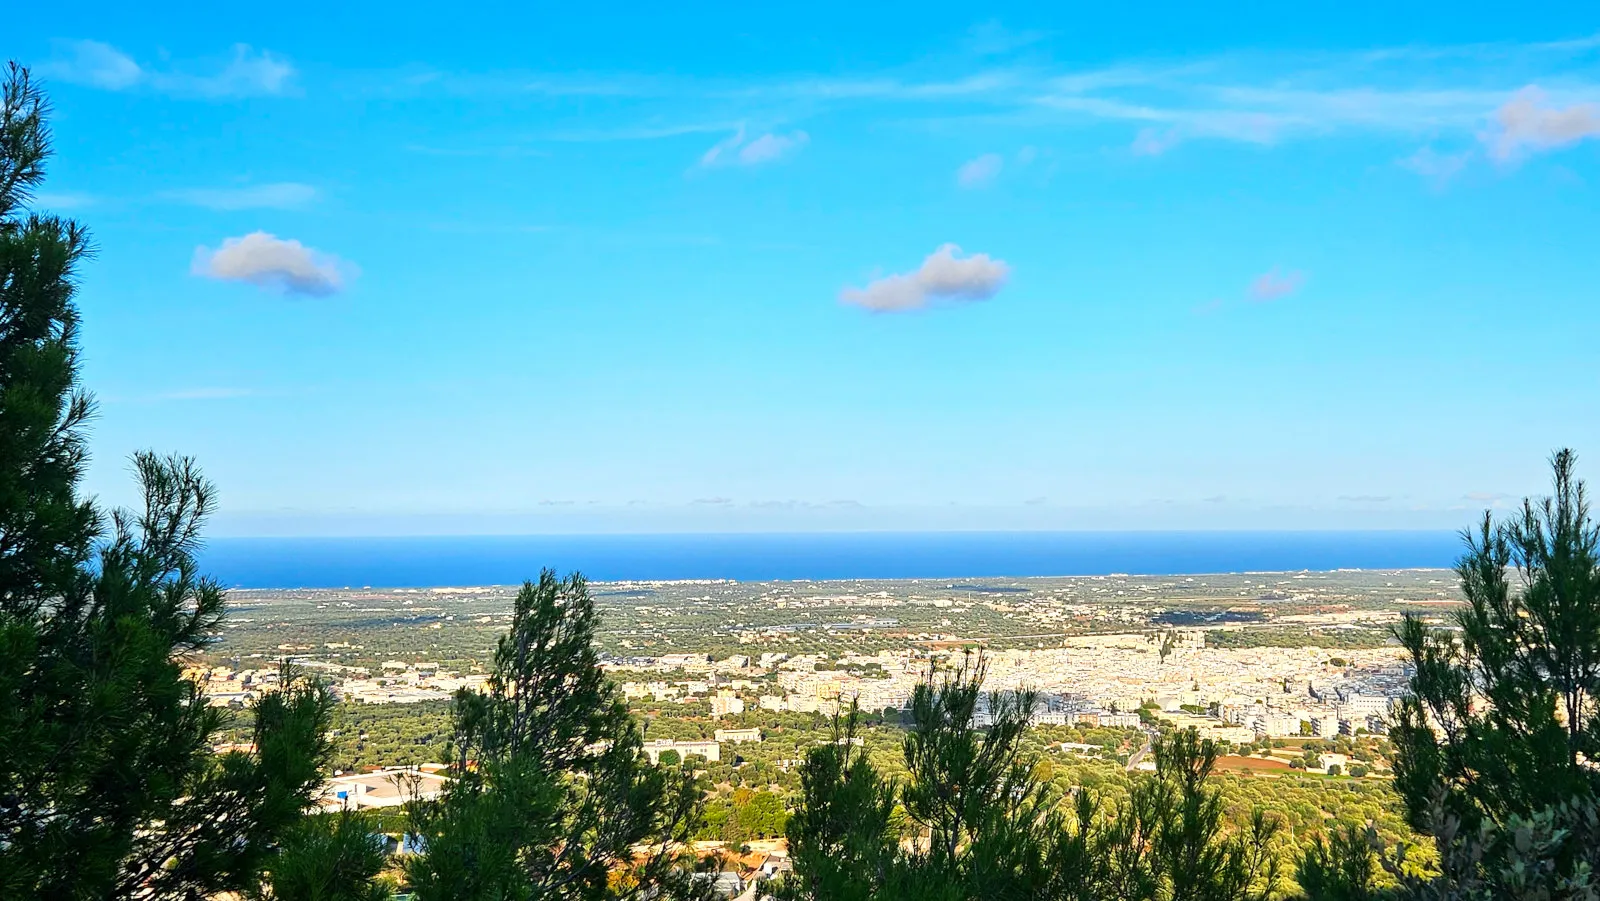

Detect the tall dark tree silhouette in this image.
[1386,448,1600,897]
[404,570,711,901]
[1392,448,1600,823]
[778,706,896,901]
[0,63,335,900]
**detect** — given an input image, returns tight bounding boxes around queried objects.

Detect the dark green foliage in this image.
[780,653,1282,901]
[254,811,392,901]
[1328,449,1600,901]
[1296,824,1377,901]
[0,64,335,900]
[1391,450,1600,832]
[778,707,896,901]
[1100,730,1281,901]
[898,653,1057,893]
[0,61,97,616]
[404,570,710,901]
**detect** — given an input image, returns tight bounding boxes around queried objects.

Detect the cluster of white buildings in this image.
[335,660,489,704]
[610,631,1410,741]
[188,658,490,707]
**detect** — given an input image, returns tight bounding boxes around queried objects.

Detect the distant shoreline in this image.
[199,530,1465,590]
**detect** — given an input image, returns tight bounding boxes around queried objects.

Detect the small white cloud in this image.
[698,127,808,168]
[43,40,293,99]
[841,243,1010,313]
[1487,86,1600,161]
[956,153,1004,188]
[1247,268,1305,302]
[162,182,318,210]
[192,231,350,297]
[44,40,142,89]
[1400,146,1471,185]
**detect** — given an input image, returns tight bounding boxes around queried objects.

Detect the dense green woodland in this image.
[5,64,1600,900]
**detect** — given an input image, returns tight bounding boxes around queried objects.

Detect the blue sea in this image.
[198,531,1465,589]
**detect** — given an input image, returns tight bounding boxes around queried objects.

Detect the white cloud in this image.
[191,232,350,296]
[162,183,319,210]
[840,244,1010,313]
[1487,86,1600,161]
[1248,268,1305,302]
[956,153,1004,188]
[44,40,294,99]
[698,126,809,167]
[44,40,141,89]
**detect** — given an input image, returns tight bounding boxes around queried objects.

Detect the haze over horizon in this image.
[14,3,1600,537]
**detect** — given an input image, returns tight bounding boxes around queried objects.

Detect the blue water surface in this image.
[198,531,1466,589]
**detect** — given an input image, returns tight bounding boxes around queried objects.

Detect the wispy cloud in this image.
[161,182,319,210]
[841,244,1010,313]
[698,126,809,167]
[192,232,351,297]
[44,40,294,99]
[353,33,1600,163]
[28,191,99,210]
[1486,86,1600,161]
[44,40,140,89]
[1248,268,1305,302]
[955,153,1004,188]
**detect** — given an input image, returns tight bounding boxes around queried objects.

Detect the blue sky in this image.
[12,3,1600,535]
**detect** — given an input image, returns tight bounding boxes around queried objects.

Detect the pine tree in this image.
[1100,730,1280,901]
[1385,448,1600,897]
[253,811,393,901]
[0,62,97,612]
[1392,449,1600,829]
[777,707,896,901]
[0,63,335,900]
[1294,825,1376,901]
[404,569,710,901]
[895,653,1065,900]
[779,654,1280,901]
